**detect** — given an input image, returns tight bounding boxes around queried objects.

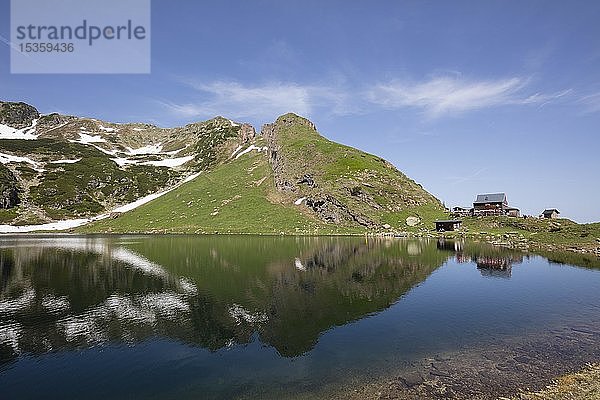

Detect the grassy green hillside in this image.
[80,114,445,234]
[262,114,443,230]
[435,216,600,260]
[80,138,350,234]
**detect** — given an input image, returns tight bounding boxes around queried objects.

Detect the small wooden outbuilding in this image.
[541,208,560,219]
[504,207,521,218]
[435,219,462,232]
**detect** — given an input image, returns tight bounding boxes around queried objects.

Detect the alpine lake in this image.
[1,235,599,399]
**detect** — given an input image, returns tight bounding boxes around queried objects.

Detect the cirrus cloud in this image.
[369,76,529,116]
[160,80,355,121]
[366,76,574,117]
[160,75,572,121]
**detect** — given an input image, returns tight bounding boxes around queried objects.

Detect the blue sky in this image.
[1,0,599,222]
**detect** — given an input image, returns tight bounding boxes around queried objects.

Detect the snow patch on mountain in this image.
[163,147,186,155]
[126,144,163,155]
[50,158,82,164]
[110,157,140,167]
[0,151,44,171]
[110,155,194,168]
[76,133,106,144]
[0,119,38,140]
[143,155,194,167]
[231,145,243,157]
[98,125,116,133]
[0,218,95,233]
[235,145,268,159]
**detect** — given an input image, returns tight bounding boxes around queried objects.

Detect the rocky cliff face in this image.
[0,165,19,209]
[260,113,442,229]
[261,113,322,193]
[239,123,256,142]
[36,113,77,131]
[0,101,40,129]
[262,114,375,227]
[262,118,297,192]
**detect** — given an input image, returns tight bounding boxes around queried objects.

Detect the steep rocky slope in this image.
[262,114,442,228]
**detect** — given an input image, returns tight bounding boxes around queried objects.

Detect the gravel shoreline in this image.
[508,363,600,400]
[319,322,600,400]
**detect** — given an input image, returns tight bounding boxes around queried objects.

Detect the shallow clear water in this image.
[0,235,599,399]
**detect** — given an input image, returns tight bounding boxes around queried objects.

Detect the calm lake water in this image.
[0,235,599,399]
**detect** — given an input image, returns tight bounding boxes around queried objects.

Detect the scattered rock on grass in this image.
[406,216,420,227]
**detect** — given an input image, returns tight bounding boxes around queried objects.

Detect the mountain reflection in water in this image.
[0,235,566,364]
[0,236,457,362]
[1,236,600,400]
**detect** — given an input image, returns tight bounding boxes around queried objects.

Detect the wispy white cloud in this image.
[578,92,600,114]
[447,167,488,185]
[366,76,538,116]
[162,80,357,121]
[523,88,574,109]
[162,81,313,120]
[161,75,572,121]
[366,77,574,117]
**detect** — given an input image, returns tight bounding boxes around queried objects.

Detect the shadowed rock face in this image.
[261,120,296,193]
[238,123,256,142]
[36,113,78,132]
[0,102,40,129]
[0,165,19,209]
[261,113,320,193]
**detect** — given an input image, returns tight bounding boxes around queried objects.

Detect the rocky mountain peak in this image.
[260,113,318,145]
[274,113,317,132]
[0,101,40,129]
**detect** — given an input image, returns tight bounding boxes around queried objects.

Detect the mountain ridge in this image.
[0,100,444,233]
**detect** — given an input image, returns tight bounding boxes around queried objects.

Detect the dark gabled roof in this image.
[542,208,560,214]
[474,193,507,204]
[435,220,463,223]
